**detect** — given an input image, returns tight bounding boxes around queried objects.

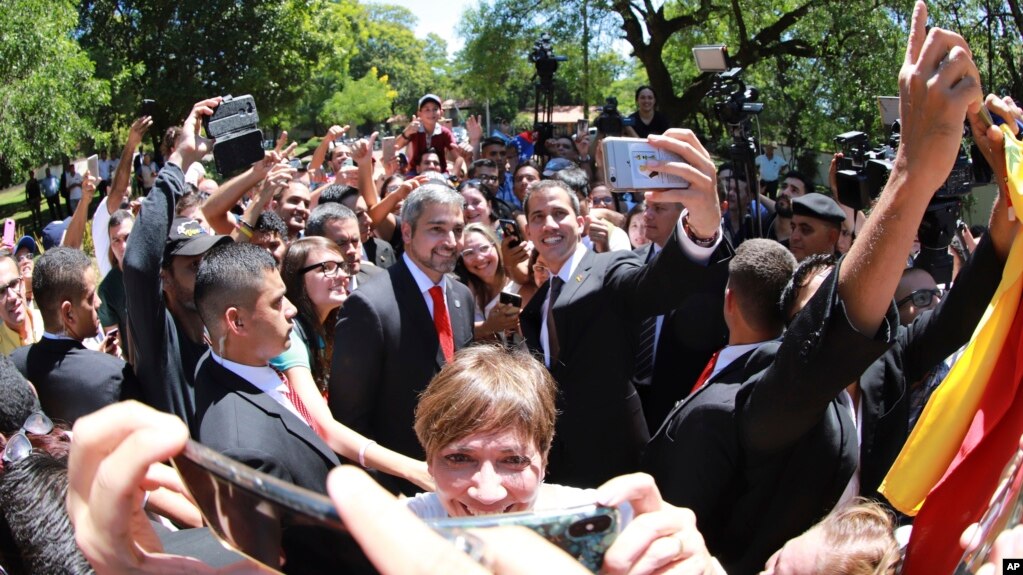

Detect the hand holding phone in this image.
[499,218,522,247]
[601,137,689,192]
[427,504,621,573]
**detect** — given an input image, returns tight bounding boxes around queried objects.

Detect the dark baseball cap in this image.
[792,193,846,224]
[41,219,69,250]
[165,218,231,258]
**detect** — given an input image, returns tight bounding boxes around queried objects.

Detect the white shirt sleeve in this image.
[92,197,113,279]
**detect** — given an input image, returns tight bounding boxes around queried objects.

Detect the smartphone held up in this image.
[601,137,689,192]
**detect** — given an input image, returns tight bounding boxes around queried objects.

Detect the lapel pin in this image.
[454,300,461,308]
[575,274,583,283]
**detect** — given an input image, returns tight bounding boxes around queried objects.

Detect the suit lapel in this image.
[391,259,441,363]
[445,278,472,350]
[550,250,594,362]
[210,360,339,466]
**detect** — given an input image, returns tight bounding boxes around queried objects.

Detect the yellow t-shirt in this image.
[0,307,43,356]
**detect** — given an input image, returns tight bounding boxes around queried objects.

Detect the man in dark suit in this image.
[10,248,136,425]
[633,199,729,433]
[520,175,732,488]
[305,202,383,291]
[193,242,367,573]
[330,183,473,494]
[641,34,989,569]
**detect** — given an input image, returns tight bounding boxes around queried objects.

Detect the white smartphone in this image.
[74,154,99,178]
[601,137,688,192]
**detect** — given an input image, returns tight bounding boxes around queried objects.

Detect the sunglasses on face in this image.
[897,288,941,308]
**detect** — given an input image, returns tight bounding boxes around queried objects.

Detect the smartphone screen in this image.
[171,440,366,571]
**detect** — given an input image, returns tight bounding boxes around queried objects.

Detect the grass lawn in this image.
[0,182,106,240]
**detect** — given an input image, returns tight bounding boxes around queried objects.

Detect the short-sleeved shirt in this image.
[755,154,786,182]
[408,125,454,174]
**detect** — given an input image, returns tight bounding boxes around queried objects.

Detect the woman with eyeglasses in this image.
[271,237,433,490]
[457,224,525,343]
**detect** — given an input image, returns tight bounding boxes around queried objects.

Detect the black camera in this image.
[530,33,567,89]
[203,95,265,177]
[707,69,763,126]
[833,131,895,212]
[593,97,635,137]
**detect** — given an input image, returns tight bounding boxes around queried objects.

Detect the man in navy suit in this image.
[519,171,732,488]
[193,242,369,573]
[330,183,474,494]
[11,247,137,425]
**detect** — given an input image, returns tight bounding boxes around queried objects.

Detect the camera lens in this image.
[568,515,612,538]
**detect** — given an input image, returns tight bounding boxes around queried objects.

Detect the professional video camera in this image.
[706,68,763,127]
[530,33,566,90]
[834,124,974,284]
[593,97,634,137]
[833,131,895,212]
[529,33,567,159]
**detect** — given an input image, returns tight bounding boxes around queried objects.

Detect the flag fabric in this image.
[879,124,1023,574]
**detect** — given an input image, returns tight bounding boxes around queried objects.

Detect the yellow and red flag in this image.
[880,124,1023,574]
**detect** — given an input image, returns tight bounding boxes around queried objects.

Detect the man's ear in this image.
[225,307,244,335]
[60,300,74,324]
[402,220,413,245]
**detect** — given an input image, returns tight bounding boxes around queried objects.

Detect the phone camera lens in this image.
[568,515,612,538]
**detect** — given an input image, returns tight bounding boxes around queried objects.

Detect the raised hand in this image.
[352,132,379,164]
[465,115,483,143]
[171,97,223,168]
[894,1,982,200]
[645,129,721,239]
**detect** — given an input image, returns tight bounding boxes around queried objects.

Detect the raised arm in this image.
[109,117,153,212]
[61,172,96,249]
[202,156,276,235]
[838,1,982,335]
[309,124,349,183]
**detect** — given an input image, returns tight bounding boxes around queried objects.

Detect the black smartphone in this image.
[499,218,522,247]
[499,291,522,307]
[427,504,621,573]
[170,439,365,571]
[202,95,265,176]
[140,98,158,119]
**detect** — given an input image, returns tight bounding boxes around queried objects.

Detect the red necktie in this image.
[277,370,318,433]
[429,285,454,362]
[690,350,721,395]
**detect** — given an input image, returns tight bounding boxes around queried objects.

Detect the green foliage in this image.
[321,67,396,129]
[0,0,108,181]
[455,0,631,124]
[76,0,327,138]
[349,4,453,117]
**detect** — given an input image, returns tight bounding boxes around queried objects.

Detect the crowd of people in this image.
[2,2,1023,573]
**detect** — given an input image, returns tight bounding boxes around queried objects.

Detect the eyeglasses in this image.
[2,411,54,467]
[300,261,348,278]
[897,288,941,308]
[460,243,495,259]
[591,196,615,207]
[0,276,22,297]
[477,175,498,183]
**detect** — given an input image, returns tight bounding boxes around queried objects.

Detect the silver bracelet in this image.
[359,439,377,468]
